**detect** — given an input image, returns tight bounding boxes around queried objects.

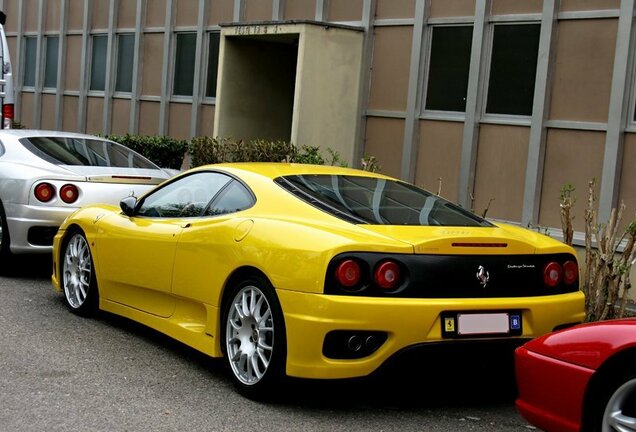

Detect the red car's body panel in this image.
[515,318,636,432]
[515,347,593,432]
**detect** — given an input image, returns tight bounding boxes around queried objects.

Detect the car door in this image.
[171,176,256,307]
[97,171,233,317]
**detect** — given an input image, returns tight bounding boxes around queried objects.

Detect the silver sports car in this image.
[0,130,172,265]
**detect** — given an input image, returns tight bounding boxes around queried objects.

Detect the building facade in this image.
[2,0,636,237]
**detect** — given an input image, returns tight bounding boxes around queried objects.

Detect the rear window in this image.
[19,136,159,169]
[276,174,492,227]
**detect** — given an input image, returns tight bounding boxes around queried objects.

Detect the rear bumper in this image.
[515,346,592,432]
[5,202,76,254]
[278,289,585,379]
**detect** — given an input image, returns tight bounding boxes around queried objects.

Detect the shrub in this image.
[560,179,636,321]
[106,134,187,170]
[188,137,353,168]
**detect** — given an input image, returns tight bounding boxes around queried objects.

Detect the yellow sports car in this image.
[52,163,584,398]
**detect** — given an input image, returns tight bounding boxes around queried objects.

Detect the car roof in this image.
[0,129,111,140]
[199,162,396,181]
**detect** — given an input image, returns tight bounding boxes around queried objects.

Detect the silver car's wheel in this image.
[62,232,98,315]
[603,377,636,432]
[222,276,286,399]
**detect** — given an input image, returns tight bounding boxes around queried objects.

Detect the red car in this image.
[515,318,636,432]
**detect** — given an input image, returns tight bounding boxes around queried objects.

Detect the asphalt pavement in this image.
[0,254,534,432]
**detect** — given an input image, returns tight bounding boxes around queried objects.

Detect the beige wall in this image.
[40,95,57,131]
[560,0,620,12]
[245,0,273,21]
[62,96,79,132]
[175,0,199,27]
[168,103,192,140]
[283,0,315,20]
[364,117,404,178]
[199,105,216,138]
[473,125,529,222]
[491,0,542,14]
[209,0,235,24]
[67,0,85,31]
[368,26,412,112]
[86,97,104,134]
[45,1,62,32]
[376,0,416,19]
[139,102,160,136]
[327,0,363,21]
[111,99,132,135]
[64,36,82,92]
[141,33,164,96]
[92,0,110,30]
[429,0,474,18]
[118,0,138,29]
[549,19,617,122]
[145,0,166,28]
[618,134,636,233]
[415,120,464,202]
[539,129,606,231]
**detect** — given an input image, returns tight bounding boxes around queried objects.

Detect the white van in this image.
[0,11,14,129]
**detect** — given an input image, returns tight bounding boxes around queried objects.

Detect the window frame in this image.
[89,33,108,93]
[171,31,198,99]
[479,20,541,123]
[22,35,38,89]
[114,33,135,95]
[43,35,59,90]
[135,171,256,219]
[203,30,221,102]
[421,23,475,119]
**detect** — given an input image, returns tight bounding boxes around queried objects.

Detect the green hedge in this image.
[106,134,188,170]
[106,134,357,171]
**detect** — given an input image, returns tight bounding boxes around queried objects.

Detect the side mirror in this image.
[0,12,6,26]
[120,196,137,217]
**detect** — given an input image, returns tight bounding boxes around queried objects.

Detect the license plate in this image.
[441,311,522,338]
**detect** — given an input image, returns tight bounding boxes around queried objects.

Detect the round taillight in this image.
[60,184,79,204]
[335,259,361,288]
[374,261,401,290]
[34,183,55,202]
[543,262,563,287]
[563,260,578,285]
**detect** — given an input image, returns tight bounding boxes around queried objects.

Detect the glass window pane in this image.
[425,26,473,112]
[173,33,197,96]
[486,24,540,116]
[115,34,135,93]
[205,32,220,98]
[23,37,37,87]
[44,36,59,88]
[90,34,108,91]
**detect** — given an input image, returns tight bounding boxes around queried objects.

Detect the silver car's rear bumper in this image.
[5,202,77,254]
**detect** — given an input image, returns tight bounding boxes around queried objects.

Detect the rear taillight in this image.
[335,259,361,288]
[59,184,79,204]
[543,262,563,287]
[2,103,13,129]
[34,183,55,202]
[374,261,401,290]
[563,260,578,285]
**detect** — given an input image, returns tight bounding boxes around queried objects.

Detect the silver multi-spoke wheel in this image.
[603,378,636,432]
[225,285,275,386]
[63,233,93,309]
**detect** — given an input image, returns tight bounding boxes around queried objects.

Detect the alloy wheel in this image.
[225,285,275,386]
[63,234,92,309]
[603,377,636,432]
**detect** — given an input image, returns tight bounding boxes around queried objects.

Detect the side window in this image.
[205,32,220,98]
[173,32,196,96]
[90,34,108,91]
[23,36,37,87]
[137,172,232,218]
[44,36,59,89]
[485,24,540,116]
[204,180,255,216]
[424,25,473,112]
[115,34,135,93]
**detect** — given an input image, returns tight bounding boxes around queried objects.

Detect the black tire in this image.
[587,370,636,432]
[221,275,287,400]
[0,200,14,274]
[60,231,99,317]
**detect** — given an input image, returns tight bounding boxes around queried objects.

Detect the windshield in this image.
[19,136,159,169]
[276,174,492,227]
